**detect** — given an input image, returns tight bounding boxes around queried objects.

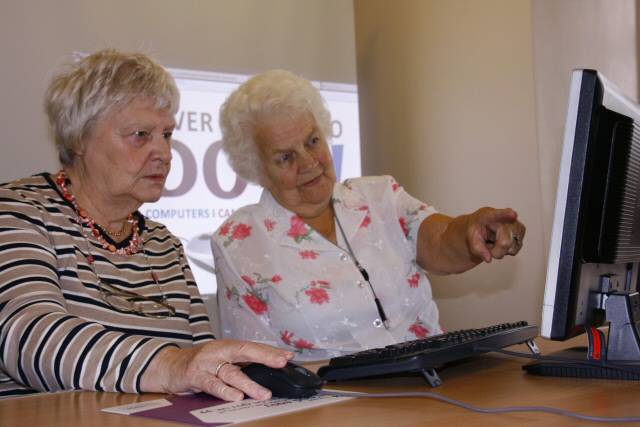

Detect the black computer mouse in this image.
[241,362,324,399]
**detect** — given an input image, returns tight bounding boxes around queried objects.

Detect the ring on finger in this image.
[214,361,231,377]
[510,230,522,246]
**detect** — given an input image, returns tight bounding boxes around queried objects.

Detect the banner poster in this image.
[142,68,361,295]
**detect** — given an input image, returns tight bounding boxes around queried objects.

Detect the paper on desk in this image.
[102,398,173,415]
[191,394,352,424]
[102,393,352,426]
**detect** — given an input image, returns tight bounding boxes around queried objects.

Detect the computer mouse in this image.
[241,362,324,399]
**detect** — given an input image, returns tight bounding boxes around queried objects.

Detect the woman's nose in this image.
[153,135,172,163]
[299,149,318,171]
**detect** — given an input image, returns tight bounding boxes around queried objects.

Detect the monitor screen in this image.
[541,69,640,347]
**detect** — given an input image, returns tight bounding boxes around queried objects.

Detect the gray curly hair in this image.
[45,48,180,166]
[219,69,332,185]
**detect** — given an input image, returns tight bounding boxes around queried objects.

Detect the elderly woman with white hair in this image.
[212,70,527,361]
[0,49,293,401]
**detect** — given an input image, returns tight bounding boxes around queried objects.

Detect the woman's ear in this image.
[73,139,86,157]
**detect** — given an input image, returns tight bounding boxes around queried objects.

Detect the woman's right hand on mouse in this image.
[141,339,294,401]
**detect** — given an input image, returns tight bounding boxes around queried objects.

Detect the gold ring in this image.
[214,361,231,377]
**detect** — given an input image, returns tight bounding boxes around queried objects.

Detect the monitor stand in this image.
[524,291,640,380]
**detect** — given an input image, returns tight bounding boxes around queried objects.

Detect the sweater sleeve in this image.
[173,238,216,342]
[383,175,437,255]
[0,189,177,394]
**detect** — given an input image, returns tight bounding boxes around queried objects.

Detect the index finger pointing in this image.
[481,208,518,226]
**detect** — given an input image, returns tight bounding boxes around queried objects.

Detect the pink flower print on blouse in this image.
[220,221,253,247]
[408,318,430,339]
[279,330,315,352]
[306,287,330,305]
[287,215,314,243]
[407,272,420,288]
[357,205,371,229]
[299,250,319,260]
[241,272,283,287]
[300,280,331,305]
[232,223,251,239]
[264,218,276,231]
[399,217,410,237]
[237,273,282,315]
[241,275,256,287]
[293,338,315,350]
[280,330,294,346]
[219,220,234,237]
[392,180,401,192]
[399,207,424,240]
[242,293,268,315]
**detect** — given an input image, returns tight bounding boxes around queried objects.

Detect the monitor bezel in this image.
[541,69,640,340]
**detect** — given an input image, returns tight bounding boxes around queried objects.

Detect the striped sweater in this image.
[0,173,215,397]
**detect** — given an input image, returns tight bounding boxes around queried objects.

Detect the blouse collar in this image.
[259,180,369,250]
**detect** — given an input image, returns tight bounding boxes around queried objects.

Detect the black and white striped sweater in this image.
[0,173,214,397]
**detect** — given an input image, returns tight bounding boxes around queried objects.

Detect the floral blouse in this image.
[211,175,442,361]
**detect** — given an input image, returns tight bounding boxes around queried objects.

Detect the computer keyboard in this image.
[318,321,538,387]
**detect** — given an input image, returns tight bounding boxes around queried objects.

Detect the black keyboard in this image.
[318,321,538,386]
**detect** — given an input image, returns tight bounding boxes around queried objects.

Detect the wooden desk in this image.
[2,336,639,426]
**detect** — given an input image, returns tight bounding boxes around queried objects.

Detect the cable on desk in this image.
[317,389,640,423]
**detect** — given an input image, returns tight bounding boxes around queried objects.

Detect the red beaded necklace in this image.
[56,170,141,256]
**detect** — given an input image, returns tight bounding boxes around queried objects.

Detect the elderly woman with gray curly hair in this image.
[0,49,293,401]
[212,69,526,361]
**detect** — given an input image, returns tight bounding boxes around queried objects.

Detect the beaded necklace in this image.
[56,170,141,256]
[55,171,173,317]
[104,221,127,238]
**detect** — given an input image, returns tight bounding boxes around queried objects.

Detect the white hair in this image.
[45,49,180,166]
[219,69,332,185]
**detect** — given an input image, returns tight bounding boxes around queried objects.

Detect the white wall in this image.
[354,0,543,330]
[0,0,356,182]
[532,0,638,255]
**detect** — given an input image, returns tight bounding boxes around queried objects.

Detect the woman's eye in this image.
[133,130,151,139]
[162,131,173,140]
[276,153,293,165]
[309,136,320,145]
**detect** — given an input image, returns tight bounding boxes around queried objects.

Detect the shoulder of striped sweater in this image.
[0,173,58,208]
[1,173,51,189]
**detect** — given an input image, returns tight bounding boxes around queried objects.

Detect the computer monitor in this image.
[537,69,640,375]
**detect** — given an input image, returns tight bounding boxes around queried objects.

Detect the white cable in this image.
[317,389,640,423]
